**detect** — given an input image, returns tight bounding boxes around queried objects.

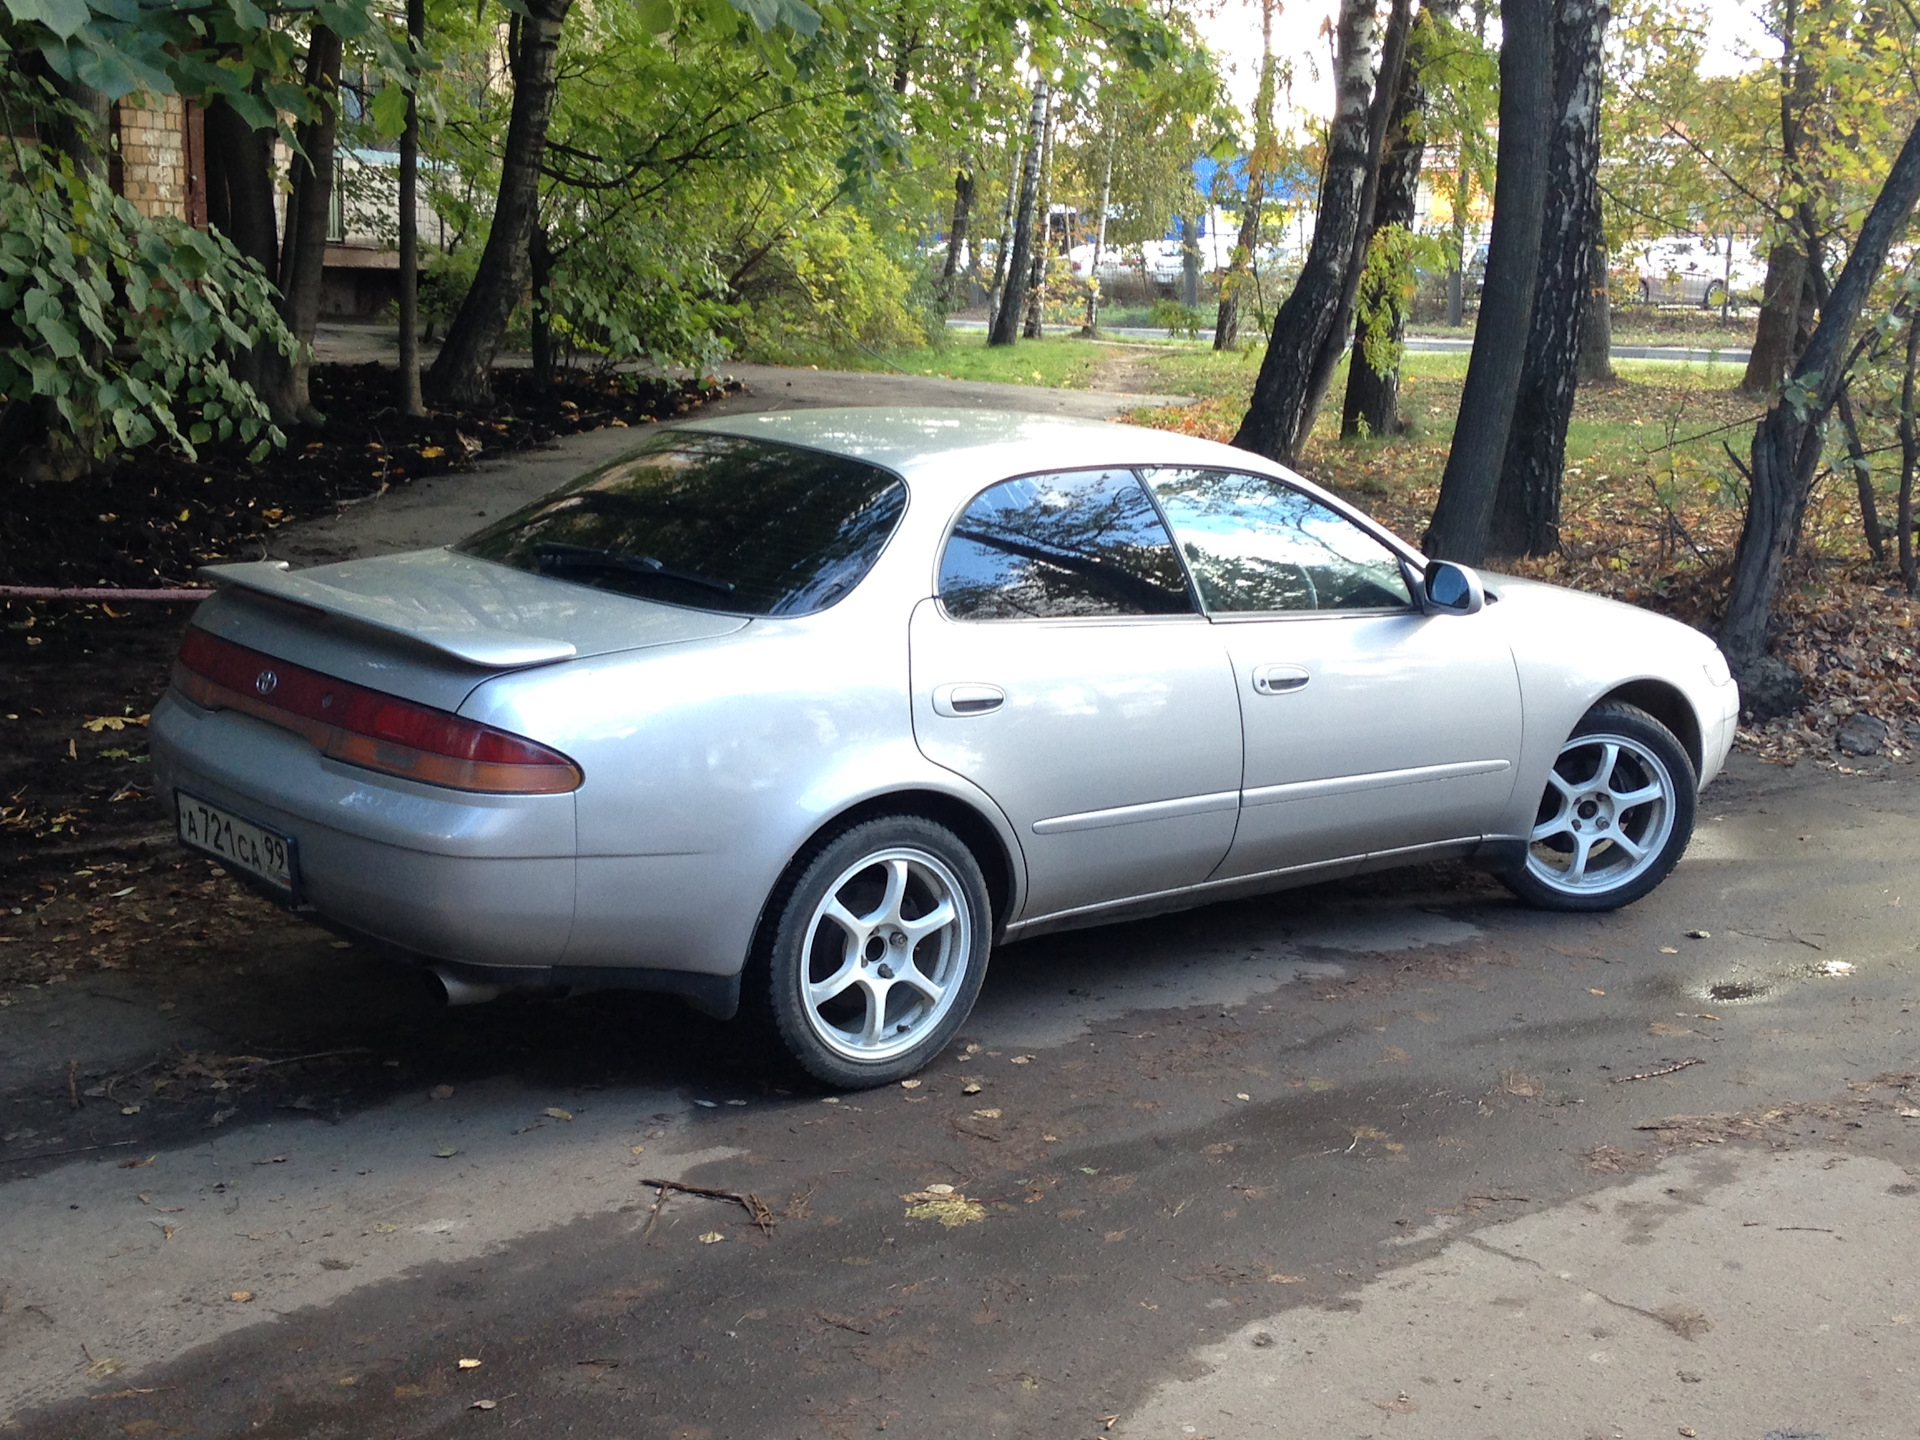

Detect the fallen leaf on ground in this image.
[972,1107,1002,1119]
[471,1399,496,1410]
[902,1186,987,1227]
[1650,1022,1695,1037]
[1686,930,1712,939]
[961,1080,982,1094]
[457,1358,483,1370]
[1588,988,1606,996]
[899,1079,921,1090]
[1268,1273,1306,1283]
[1010,1055,1032,1065]
[544,1107,573,1121]
[698,1231,726,1244]
[229,1291,253,1303]
[433,1146,459,1158]
[1660,946,1680,954]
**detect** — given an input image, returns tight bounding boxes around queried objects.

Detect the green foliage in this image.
[1149,297,1204,339]
[0,123,292,462]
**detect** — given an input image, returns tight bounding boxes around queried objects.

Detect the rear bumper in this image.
[151,692,577,967]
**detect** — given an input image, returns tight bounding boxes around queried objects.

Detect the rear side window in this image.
[455,432,905,616]
[939,468,1194,620]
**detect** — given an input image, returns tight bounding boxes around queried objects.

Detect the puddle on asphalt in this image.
[1706,979,1768,1002]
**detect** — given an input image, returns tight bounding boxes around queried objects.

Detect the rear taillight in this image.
[174,627,582,795]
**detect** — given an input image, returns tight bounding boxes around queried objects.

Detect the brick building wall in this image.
[112,94,199,222]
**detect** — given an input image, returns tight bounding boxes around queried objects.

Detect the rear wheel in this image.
[759,816,990,1087]
[1702,279,1728,309]
[1504,702,1696,912]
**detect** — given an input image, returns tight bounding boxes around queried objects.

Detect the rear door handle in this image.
[932,683,1005,717]
[1251,664,1310,696]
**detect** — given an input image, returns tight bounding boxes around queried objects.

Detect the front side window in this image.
[1144,467,1413,614]
[455,432,905,616]
[939,468,1194,620]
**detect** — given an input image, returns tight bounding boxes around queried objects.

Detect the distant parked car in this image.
[1634,236,1763,308]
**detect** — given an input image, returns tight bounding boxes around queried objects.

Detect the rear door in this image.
[909,467,1243,922]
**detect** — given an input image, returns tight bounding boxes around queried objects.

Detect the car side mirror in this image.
[1422,559,1485,616]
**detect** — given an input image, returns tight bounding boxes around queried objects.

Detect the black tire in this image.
[1503,702,1697,913]
[756,816,991,1088]
[1702,280,1727,310]
[1638,278,1653,305]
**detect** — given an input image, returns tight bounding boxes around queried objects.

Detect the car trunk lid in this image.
[190,551,749,711]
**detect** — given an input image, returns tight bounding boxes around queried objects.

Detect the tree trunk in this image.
[426,0,572,408]
[1836,389,1885,562]
[397,0,426,417]
[1179,214,1201,309]
[1022,101,1057,340]
[202,94,288,416]
[985,126,1023,326]
[1742,243,1810,393]
[1216,0,1277,352]
[1577,238,1614,383]
[1084,130,1116,334]
[1421,0,1556,564]
[1486,0,1609,561]
[1234,0,1410,463]
[271,25,343,427]
[1900,311,1918,593]
[1720,117,1920,677]
[989,82,1048,348]
[529,220,554,386]
[1342,0,1455,438]
[939,67,981,306]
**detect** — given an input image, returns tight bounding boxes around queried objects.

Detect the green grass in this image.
[827,332,1121,389]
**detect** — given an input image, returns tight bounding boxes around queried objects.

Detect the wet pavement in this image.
[2,748,1917,1438]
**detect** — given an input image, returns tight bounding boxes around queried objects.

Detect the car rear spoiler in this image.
[199,561,579,669]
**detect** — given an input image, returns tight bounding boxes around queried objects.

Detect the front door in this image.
[910,467,1243,922]
[1142,465,1523,879]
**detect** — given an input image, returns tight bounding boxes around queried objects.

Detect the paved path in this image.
[944,317,1754,365]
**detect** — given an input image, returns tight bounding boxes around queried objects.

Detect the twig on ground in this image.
[638,1177,776,1233]
[1610,1057,1704,1084]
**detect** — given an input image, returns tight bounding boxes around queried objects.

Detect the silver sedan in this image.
[152,409,1740,1085]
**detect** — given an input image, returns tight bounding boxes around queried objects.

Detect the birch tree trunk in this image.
[1486,0,1609,561]
[426,0,572,408]
[1342,0,1457,437]
[1022,100,1057,340]
[1421,0,1555,563]
[989,82,1048,348]
[1233,0,1410,463]
[1084,129,1115,334]
[1720,117,1920,683]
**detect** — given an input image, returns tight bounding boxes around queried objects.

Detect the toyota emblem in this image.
[255,669,278,696]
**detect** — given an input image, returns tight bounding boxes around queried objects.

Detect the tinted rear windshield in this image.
[455,432,906,616]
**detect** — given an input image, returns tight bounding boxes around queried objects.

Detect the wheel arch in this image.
[746,788,1022,971]
[1592,680,1703,778]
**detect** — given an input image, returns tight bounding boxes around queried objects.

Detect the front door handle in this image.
[1251,664,1310,696]
[932,682,1006,717]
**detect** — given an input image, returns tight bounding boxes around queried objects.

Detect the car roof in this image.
[673,407,1283,494]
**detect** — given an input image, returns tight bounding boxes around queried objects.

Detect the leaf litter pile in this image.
[1,363,737,1000]
[1132,357,1919,768]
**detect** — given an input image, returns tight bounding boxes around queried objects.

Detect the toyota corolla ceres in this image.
[151,409,1740,1085]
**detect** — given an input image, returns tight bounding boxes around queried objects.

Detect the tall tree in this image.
[426,0,572,407]
[1022,94,1057,339]
[269,23,343,426]
[1214,0,1277,351]
[1421,0,1556,563]
[396,0,426,417]
[1234,0,1412,463]
[1342,0,1460,437]
[1741,0,1821,394]
[1485,0,1609,560]
[1719,117,1920,686]
[989,79,1048,347]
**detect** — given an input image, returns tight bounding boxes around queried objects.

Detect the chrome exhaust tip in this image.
[425,965,504,1007]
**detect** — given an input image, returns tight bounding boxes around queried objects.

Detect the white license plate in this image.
[177,793,296,897]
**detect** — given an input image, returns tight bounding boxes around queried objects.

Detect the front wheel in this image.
[758,816,991,1087]
[1504,702,1696,912]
